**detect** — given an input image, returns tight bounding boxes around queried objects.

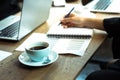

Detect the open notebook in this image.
[47,23,93,38]
[47,23,93,56]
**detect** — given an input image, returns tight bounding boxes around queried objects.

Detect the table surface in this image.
[0,1,120,80]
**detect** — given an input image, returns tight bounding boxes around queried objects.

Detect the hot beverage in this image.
[25,41,49,62]
[30,46,47,50]
[65,0,78,3]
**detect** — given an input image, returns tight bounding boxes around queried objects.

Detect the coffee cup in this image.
[25,41,49,62]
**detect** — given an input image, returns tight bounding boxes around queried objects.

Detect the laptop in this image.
[82,0,120,13]
[0,0,52,41]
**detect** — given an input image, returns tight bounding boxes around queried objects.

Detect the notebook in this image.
[0,0,52,41]
[47,23,93,56]
[47,22,93,38]
[83,0,120,13]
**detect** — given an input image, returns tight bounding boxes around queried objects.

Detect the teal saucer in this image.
[18,51,58,67]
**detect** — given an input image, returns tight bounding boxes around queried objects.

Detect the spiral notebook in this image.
[47,23,93,56]
[47,23,93,38]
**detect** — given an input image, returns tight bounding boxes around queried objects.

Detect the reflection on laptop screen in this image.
[0,0,20,20]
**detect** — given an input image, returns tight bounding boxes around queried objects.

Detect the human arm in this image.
[61,13,104,30]
[61,13,120,37]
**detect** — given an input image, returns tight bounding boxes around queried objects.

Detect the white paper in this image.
[15,33,57,51]
[16,33,92,56]
[0,50,12,61]
[52,38,92,56]
[15,33,50,51]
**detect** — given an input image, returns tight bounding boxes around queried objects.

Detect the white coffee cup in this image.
[25,41,49,62]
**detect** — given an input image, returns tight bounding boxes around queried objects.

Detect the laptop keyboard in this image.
[93,0,113,10]
[0,21,20,37]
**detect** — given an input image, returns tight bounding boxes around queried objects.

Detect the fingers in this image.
[61,22,74,28]
[61,18,73,24]
[60,13,76,28]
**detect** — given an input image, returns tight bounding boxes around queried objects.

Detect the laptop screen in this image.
[0,0,20,20]
[18,0,52,40]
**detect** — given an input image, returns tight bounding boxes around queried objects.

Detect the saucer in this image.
[18,51,59,67]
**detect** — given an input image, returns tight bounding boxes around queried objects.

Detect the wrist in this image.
[82,17,94,28]
[83,17,104,30]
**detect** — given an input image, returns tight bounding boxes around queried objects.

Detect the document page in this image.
[0,50,12,61]
[52,38,92,56]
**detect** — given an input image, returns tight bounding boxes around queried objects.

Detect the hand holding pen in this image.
[58,7,75,25]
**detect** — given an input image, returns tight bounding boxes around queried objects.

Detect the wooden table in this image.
[0,1,120,80]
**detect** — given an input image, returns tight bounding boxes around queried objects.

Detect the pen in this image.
[58,7,75,25]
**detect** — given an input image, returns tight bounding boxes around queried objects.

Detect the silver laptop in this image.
[84,0,120,13]
[0,0,52,41]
